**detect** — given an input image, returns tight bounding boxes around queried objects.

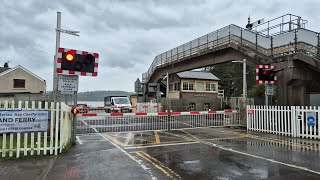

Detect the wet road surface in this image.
[43,127,320,180]
[100,127,320,179]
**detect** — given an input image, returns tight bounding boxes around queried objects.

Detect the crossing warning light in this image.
[65,50,75,61]
[57,48,99,76]
[256,65,277,84]
[71,107,79,115]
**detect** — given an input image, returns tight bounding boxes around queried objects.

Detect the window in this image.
[189,102,195,111]
[205,82,217,92]
[210,83,217,91]
[196,82,204,91]
[204,103,210,111]
[183,82,189,90]
[13,79,25,88]
[170,82,180,91]
[174,82,180,91]
[169,83,174,91]
[189,82,194,90]
[206,82,211,91]
[182,81,194,91]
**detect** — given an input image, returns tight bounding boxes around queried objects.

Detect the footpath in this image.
[0,134,153,180]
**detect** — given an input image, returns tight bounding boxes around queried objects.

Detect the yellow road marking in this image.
[131,151,181,179]
[111,137,126,147]
[124,132,133,146]
[180,129,199,140]
[139,151,181,179]
[154,131,160,144]
[134,151,175,179]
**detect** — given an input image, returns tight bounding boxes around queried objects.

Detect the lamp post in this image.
[231,59,247,106]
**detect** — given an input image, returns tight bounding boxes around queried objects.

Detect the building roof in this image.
[176,71,220,80]
[0,65,45,82]
[0,67,10,74]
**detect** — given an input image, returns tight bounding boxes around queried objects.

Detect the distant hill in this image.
[77,90,135,101]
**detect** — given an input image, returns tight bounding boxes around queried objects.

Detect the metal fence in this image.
[247,105,320,139]
[0,101,72,158]
[143,23,320,83]
[76,110,240,134]
[135,103,161,113]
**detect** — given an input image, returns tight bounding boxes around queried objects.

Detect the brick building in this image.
[166,71,220,111]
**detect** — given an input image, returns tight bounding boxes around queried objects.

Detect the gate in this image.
[76,109,240,134]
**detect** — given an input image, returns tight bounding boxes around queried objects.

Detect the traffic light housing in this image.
[258,68,276,81]
[57,48,99,76]
[61,51,95,73]
[71,107,79,115]
[256,65,277,84]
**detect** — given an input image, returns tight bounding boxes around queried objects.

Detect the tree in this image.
[209,62,256,97]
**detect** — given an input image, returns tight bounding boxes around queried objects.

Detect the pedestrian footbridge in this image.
[142,14,320,106]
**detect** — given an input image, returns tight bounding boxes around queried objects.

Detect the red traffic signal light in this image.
[65,50,75,62]
[71,107,79,115]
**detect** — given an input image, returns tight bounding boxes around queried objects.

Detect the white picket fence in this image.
[247,106,320,139]
[0,101,72,158]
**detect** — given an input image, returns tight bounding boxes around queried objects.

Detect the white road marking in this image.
[81,119,98,133]
[124,141,200,150]
[98,133,157,179]
[76,136,83,145]
[203,141,320,175]
[183,130,320,176]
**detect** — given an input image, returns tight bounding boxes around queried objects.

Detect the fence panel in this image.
[136,103,160,113]
[296,106,320,139]
[77,110,240,133]
[0,100,72,158]
[247,105,320,139]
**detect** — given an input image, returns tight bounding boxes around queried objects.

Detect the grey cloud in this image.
[1,0,320,92]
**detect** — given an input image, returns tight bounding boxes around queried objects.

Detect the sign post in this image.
[58,74,79,145]
[306,111,315,126]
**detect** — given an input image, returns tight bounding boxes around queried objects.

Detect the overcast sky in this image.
[1,0,320,92]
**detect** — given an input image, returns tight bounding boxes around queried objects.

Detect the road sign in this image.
[256,65,277,84]
[266,84,274,96]
[58,75,78,92]
[306,111,315,126]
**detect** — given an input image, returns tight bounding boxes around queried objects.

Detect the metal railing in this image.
[76,110,240,134]
[143,24,320,83]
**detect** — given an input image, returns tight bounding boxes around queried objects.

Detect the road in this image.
[70,126,320,180]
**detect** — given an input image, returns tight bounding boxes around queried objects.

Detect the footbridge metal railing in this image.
[143,22,320,83]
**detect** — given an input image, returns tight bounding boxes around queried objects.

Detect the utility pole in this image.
[232,59,247,107]
[53,12,61,102]
[52,11,79,102]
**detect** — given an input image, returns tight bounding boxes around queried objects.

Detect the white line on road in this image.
[76,136,83,145]
[183,130,320,176]
[203,141,320,175]
[81,119,98,133]
[124,141,199,150]
[98,133,157,179]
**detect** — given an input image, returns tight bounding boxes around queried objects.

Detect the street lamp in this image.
[231,59,247,100]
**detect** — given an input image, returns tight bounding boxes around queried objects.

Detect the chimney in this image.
[4,62,8,68]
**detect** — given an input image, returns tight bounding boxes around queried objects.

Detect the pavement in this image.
[1,127,320,180]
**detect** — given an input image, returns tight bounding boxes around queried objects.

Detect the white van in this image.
[104,96,132,113]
